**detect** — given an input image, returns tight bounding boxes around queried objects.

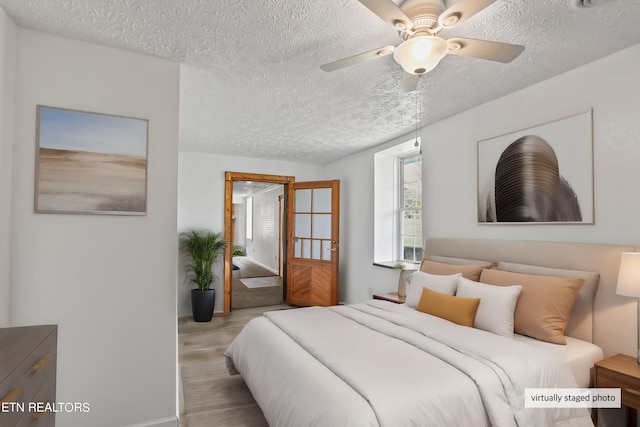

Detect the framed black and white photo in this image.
[35,105,149,215]
[477,110,593,224]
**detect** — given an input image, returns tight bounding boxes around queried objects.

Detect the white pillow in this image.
[456,276,522,337]
[406,271,461,308]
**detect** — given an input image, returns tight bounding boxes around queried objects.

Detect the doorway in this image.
[231,181,284,309]
[223,172,295,313]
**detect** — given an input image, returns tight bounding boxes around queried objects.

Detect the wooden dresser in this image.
[0,325,57,427]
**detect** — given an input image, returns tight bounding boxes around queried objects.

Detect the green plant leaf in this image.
[179,230,227,291]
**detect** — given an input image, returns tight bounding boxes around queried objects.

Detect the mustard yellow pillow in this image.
[420,259,493,282]
[415,287,480,327]
[479,268,584,344]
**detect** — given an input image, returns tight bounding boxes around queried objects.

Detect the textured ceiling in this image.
[1,0,639,164]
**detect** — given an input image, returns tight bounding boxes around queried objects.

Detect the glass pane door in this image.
[293,187,332,261]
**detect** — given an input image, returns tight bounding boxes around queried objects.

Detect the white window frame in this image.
[397,152,422,263]
[246,196,253,240]
[373,139,422,265]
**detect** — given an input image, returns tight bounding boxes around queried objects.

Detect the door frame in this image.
[223,172,295,313]
[278,194,285,277]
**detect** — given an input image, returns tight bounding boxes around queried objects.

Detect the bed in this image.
[225,238,636,427]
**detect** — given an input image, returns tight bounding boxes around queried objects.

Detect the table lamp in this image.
[616,252,640,363]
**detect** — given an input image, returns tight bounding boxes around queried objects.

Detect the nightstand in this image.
[373,292,406,304]
[594,353,640,427]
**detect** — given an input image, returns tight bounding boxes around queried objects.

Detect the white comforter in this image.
[225,300,593,427]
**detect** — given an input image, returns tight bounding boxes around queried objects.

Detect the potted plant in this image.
[179,230,227,322]
[393,262,408,297]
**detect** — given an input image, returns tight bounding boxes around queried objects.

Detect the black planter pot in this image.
[191,289,215,322]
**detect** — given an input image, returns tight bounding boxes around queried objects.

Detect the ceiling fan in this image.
[321,0,524,93]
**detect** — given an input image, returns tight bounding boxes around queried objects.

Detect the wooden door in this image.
[286,180,340,306]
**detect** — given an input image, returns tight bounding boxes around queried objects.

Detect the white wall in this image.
[328,43,640,303]
[0,6,17,327]
[11,29,180,427]
[177,151,324,316]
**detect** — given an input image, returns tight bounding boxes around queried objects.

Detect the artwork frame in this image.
[35,105,149,215]
[477,109,593,224]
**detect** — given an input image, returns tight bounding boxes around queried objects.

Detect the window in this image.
[398,153,422,262]
[373,139,423,265]
[246,197,253,240]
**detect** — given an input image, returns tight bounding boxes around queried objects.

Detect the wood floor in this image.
[178,304,295,426]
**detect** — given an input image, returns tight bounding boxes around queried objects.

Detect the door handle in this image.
[328,247,337,252]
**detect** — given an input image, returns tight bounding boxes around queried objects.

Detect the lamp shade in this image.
[617,252,640,297]
[393,35,448,75]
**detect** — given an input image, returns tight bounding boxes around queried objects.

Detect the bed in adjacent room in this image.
[225,238,635,427]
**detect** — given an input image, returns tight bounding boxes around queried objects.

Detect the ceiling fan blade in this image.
[447,37,524,63]
[400,72,419,93]
[320,46,394,72]
[438,0,497,29]
[358,0,413,31]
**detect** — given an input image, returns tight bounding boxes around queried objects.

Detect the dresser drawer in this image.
[0,326,57,427]
[596,366,640,410]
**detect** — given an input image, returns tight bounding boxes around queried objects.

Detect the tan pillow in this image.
[415,287,480,327]
[479,268,584,344]
[495,262,599,342]
[421,259,493,282]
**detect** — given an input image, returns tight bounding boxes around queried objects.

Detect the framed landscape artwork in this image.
[35,106,149,215]
[477,109,593,224]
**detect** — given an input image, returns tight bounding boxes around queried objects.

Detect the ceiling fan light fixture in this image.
[393,35,448,75]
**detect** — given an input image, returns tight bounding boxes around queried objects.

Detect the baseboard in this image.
[125,416,177,427]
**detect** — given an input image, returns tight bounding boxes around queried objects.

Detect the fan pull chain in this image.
[415,77,422,155]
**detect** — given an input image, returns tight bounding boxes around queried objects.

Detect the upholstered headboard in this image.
[424,238,636,357]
